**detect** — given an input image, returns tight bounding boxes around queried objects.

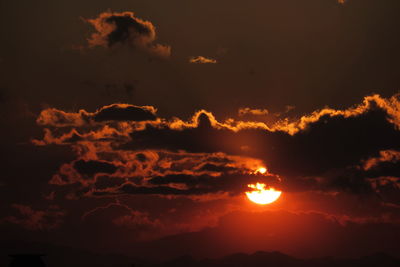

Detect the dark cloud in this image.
[362,150,400,178]
[87,11,171,58]
[197,163,237,173]
[34,94,400,199]
[110,173,275,196]
[45,142,266,198]
[56,158,273,198]
[270,108,399,176]
[118,96,400,196]
[73,160,118,176]
[367,165,400,183]
[356,151,400,204]
[105,15,152,46]
[121,112,226,153]
[93,104,157,122]
[36,103,157,127]
[115,183,196,196]
[126,106,399,176]
[1,204,66,231]
[146,172,279,194]
[94,175,125,190]
[135,153,148,162]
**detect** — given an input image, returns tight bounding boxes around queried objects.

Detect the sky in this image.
[1,0,400,262]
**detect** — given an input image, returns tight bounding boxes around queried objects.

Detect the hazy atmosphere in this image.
[1,0,400,266]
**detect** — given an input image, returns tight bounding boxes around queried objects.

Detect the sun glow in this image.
[256,167,267,174]
[245,183,282,205]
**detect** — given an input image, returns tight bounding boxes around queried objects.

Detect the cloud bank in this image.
[33,94,400,206]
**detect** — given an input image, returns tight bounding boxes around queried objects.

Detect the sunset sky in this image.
[1,0,400,262]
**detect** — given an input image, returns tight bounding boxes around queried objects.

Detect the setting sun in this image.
[246,183,282,205]
[256,167,267,174]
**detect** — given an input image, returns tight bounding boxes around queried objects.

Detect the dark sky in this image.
[1,0,400,263]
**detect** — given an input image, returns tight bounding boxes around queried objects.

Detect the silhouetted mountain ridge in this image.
[1,240,399,267]
[0,240,146,267]
[153,251,400,267]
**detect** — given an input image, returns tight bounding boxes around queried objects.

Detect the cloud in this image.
[34,94,400,199]
[125,102,400,180]
[36,103,157,127]
[1,204,66,231]
[94,175,125,190]
[238,107,269,116]
[49,159,120,186]
[86,11,171,58]
[113,210,161,229]
[189,56,217,64]
[357,150,400,204]
[129,209,400,259]
[363,150,400,172]
[48,148,273,198]
[93,104,157,122]
[73,160,118,176]
[105,171,279,197]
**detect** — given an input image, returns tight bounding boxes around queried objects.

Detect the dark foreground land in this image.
[153,251,400,267]
[2,241,399,267]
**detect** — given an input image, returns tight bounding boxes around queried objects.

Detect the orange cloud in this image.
[37,103,157,127]
[33,94,400,200]
[189,56,217,64]
[34,94,400,139]
[238,107,269,116]
[363,150,400,170]
[272,94,400,135]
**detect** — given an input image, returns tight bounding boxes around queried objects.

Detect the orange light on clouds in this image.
[246,183,282,205]
[257,167,267,174]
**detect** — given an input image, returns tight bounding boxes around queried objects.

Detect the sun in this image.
[256,167,267,174]
[245,183,282,205]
